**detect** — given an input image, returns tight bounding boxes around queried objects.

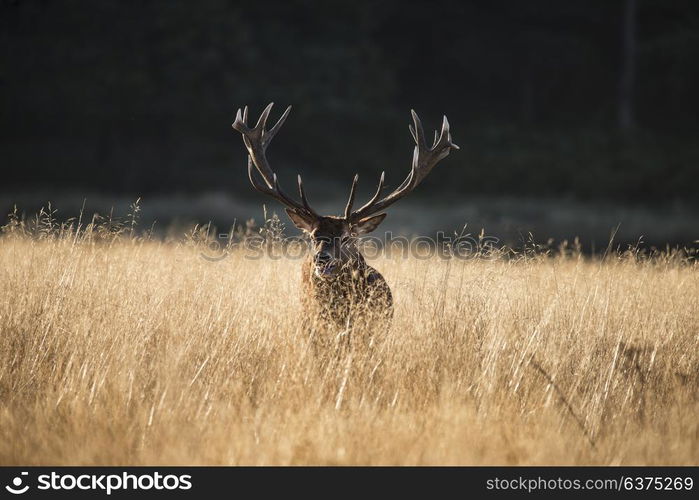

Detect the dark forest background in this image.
[1,0,698,247]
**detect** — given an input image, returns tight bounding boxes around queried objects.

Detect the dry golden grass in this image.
[0,217,697,465]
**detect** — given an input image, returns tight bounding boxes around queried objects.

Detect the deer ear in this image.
[285,208,316,232]
[353,213,387,235]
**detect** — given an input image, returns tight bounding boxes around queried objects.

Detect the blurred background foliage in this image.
[1,0,698,246]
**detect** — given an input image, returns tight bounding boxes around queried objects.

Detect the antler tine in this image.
[234,106,253,149]
[434,116,460,151]
[272,174,306,210]
[233,103,317,217]
[350,171,385,219]
[408,124,418,144]
[255,102,274,130]
[350,110,457,221]
[367,171,386,206]
[444,116,460,150]
[343,174,359,219]
[410,109,427,148]
[233,108,248,132]
[297,174,317,216]
[267,105,292,144]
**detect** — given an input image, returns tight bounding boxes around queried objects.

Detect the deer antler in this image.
[232,103,317,217]
[345,110,458,221]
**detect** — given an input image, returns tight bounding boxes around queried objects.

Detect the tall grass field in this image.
[0,210,697,465]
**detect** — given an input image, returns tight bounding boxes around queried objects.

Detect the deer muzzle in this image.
[313,252,338,278]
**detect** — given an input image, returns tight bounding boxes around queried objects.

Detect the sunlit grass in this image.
[0,211,697,465]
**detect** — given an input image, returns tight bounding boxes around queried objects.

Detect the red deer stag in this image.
[232,103,458,347]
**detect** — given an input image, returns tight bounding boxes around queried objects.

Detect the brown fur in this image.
[296,217,393,354]
[300,256,393,328]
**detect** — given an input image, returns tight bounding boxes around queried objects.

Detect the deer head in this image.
[232,103,458,279]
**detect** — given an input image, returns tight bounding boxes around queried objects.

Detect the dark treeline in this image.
[1,0,698,203]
